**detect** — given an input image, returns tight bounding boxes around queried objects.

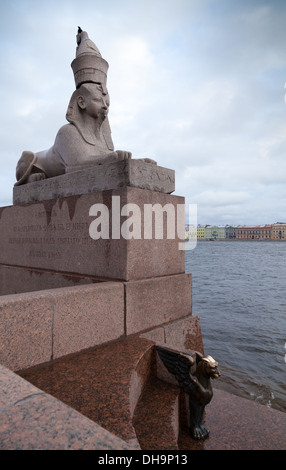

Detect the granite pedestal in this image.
[1,161,197,372]
[1,187,185,282]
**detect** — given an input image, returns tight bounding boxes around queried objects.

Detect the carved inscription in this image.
[8,221,95,260]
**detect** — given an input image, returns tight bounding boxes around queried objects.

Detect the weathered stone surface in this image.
[18,337,152,448]
[125,273,192,335]
[2,187,185,281]
[0,290,53,371]
[0,365,133,450]
[0,264,100,296]
[13,159,175,204]
[140,315,204,354]
[52,282,125,359]
[0,282,124,371]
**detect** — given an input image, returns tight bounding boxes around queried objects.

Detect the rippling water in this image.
[185,240,286,413]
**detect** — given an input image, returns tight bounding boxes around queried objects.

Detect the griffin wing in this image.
[156,345,195,394]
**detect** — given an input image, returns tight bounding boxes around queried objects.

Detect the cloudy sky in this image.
[0,0,286,225]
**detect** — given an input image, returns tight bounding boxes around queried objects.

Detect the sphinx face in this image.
[79,83,110,121]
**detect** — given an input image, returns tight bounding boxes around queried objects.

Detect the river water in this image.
[185,240,286,413]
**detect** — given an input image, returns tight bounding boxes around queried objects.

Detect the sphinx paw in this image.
[27,173,46,183]
[115,150,132,160]
[141,158,157,164]
[15,151,36,185]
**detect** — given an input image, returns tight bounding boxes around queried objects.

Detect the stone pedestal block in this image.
[0,187,185,281]
[13,159,175,205]
[0,264,99,296]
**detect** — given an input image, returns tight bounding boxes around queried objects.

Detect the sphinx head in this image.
[66,82,110,123]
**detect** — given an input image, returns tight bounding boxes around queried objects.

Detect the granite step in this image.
[19,336,156,449]
[132,376,180,450]
[19,335,184,450]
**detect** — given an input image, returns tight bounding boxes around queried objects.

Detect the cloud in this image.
[194,189,251,206]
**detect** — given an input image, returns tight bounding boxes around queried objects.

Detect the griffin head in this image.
[201,355,221,379]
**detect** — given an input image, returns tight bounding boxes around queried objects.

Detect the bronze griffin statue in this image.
[156,345,221,440]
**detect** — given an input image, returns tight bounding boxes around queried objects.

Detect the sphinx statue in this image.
[15,28,134,186]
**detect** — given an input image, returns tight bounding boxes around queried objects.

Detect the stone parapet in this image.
[0,282,125,371]
[125,273,192,335]
[0,274,192,371]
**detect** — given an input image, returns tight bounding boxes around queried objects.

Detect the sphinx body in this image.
[15,29,131,186]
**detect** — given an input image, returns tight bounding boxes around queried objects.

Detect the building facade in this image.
[205,225,226,240]
[225,225,236,239]
[271,223,286,239]
[185,225,197,240]
[236,225,272,240]
[185,224,207,240]
[197,224,206,240]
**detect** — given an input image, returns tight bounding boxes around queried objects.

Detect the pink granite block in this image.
[0,394,133,450]
[164,315,204,354]
[132,376,180,450]
[0,365,132,450]
[0,187,185,281]
[0,365,40,407]
[125,273,192,335]
[19,336,154,448]
[0,291,53,371]
[123,188,185,280]
[140,326,165,344]
[129,344,155,418]
[0,264,97,296]
[52,282,125,359]
[141,315,204,355]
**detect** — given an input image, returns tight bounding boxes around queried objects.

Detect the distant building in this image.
[185,224,197,240]
[185,224,208,240]
[184,223,286,241]
[271,222,286,240]
[197,224,206,240]
[236,225,272,240]
[225,225,236,239]
[205,225,226,240]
